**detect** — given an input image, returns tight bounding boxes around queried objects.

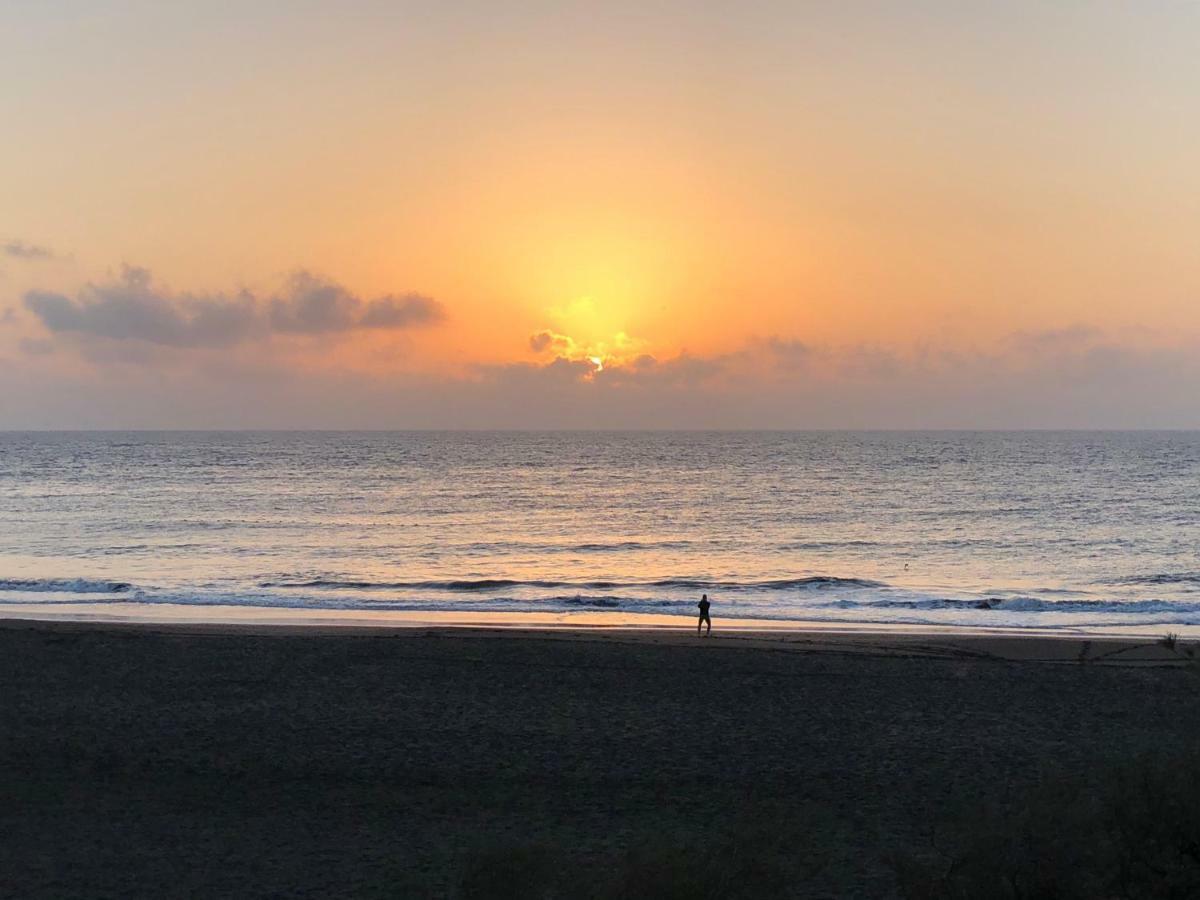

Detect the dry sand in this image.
[1,619,1198,897]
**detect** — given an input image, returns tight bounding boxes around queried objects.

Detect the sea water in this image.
[2,431,1199,633]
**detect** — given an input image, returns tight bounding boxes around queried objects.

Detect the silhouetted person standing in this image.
[697,593,712,636]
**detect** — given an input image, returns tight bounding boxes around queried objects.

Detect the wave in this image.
[0,578,131,594]
[0,591,683,613]
[777,540,883,550]
[564,540,694,552]
[428,539,707,555]
[562,595,624,608]
[1106,573,1200,587]
[261,578,567,591]
[258,575,883,592]
[822,596,1199,615]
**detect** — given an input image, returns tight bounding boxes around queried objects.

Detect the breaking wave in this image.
[0,578,131,594]
[821,596,1200,615]
[5,571,1200,630]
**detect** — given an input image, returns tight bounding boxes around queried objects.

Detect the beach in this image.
[3,619,1198,897]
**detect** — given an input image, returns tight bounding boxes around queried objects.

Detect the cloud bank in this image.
[22,266,444,348]
[6,320,1197,429]
[5,262,1198,428]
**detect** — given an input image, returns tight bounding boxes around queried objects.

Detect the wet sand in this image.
[2,620,1198,897]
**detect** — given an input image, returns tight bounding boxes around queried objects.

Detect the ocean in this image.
[2,431,1199,634]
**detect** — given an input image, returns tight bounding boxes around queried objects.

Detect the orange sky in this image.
[2,2,1199,427]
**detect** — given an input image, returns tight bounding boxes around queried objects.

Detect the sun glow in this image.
[527,292,649,369]
[547,297,629,347]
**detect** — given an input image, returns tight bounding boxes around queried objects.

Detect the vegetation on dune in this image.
[894,751,1200,900]
[453,752,1200,899]
[454,831,795,900]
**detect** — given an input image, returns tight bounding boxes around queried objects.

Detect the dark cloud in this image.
[268,272,358,334]
[528,330,576,354]
[360,294,443,329]
[479,356,597,387]
[484,351,726,393]
[3,240,56,261]
[23,266,445,348]
[595,351,727,387]
[24,266,258,348]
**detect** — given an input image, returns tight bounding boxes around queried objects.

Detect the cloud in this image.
[23,266,445,348]
[753,336,810,362]
[478,355,597,386]
[436,325,1200,427]
[509,336,809,393]
[18,338,56,356]
[359,294,444,329]
[529,330,577,354]
[25,266,258,348]
[3,240,56,261]
[6,328,1200,429]
[592,351,727,387]
[1006,325,1101,353]
[267,271,359,334]
[9,305,1200,428]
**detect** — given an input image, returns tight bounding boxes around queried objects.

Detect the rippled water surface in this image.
[2,431,1199,631]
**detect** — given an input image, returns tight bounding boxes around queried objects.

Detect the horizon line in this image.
[3,427,1200,435]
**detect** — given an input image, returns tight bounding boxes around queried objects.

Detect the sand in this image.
[2,619,1198,897]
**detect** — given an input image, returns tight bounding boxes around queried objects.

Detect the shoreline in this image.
[4,600,1199,638]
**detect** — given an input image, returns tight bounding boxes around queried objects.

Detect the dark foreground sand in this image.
[2,621,1198,898]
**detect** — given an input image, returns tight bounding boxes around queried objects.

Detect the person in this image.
[697,593,712,636]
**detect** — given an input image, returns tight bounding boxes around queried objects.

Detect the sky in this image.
[2,0,1198,428]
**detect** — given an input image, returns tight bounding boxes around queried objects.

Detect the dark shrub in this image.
[894,752,1200,899]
